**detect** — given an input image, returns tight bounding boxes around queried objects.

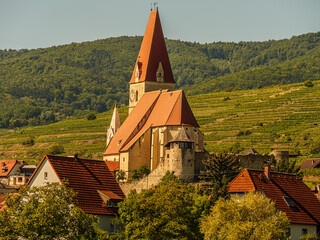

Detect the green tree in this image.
[86,112,97,120]
[0,182,107,240]
[114,174,209,240]
[201,192,290,240]
[131,165,151,180]
[201,153,241,204]
[48,144,65,155]
[304,80,314,87]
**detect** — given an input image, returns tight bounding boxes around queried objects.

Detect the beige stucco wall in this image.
[28,158,60,187]
[289,224,317,240]
[103,154,119,162]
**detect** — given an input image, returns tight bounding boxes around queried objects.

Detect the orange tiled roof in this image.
[228,169,320,225]
[104,90,199,155]
[0,160,21,177]
[28,155,125,215]
[129,10,175,84]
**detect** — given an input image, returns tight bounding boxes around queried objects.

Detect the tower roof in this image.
[129,10,175,84]
[106,104,120,146]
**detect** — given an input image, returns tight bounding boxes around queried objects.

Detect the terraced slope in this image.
[0,81,320,164]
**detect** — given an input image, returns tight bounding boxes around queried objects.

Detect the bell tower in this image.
[128,9,175,114]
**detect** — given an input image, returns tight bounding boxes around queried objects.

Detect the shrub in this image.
[86,112,96,120]
[304,80,314,87]
[236,130,252,137]
[49,144,65,155]
[22,137,35,146]
[309,141,320,154]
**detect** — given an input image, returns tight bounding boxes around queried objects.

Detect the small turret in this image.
[165,127,195,181]
[106,104,120,147]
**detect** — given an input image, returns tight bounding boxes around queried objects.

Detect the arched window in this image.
[135,90,138,102]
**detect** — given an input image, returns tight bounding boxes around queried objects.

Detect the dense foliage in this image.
[201,153,241,204]
[114,173,209,240]
[0,182,106,240]
[1,32,320,128]
[201,192,290,240]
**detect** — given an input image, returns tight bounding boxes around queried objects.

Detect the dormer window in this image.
[156,62,164,83]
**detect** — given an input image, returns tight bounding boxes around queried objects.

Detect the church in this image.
[103,9,205,182]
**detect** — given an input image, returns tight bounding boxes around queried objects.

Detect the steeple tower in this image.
[128,10,175,114]
[106,104,120,146]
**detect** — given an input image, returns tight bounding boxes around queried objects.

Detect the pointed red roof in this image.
[129,10,175,84]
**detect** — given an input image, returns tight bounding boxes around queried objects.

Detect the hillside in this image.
[1,80,320,165]
[1,32,320,129]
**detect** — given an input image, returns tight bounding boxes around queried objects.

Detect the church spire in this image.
[106,104,120,146]
[129,10,175,84]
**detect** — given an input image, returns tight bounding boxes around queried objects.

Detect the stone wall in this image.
[238,154,270,170]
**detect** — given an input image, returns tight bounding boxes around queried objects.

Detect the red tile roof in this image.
[129,10,175,84]
[98,190,123,200]
[0,160,23,177]
[228,169,320,225]
[104,90,199,155]
[28,155,125,215]
[299,159,320,169]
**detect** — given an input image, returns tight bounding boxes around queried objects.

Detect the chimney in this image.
[264,165,271,178]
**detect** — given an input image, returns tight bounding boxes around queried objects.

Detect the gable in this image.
[28,157,60,187]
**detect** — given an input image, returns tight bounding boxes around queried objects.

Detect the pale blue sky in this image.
[1,0,320,50]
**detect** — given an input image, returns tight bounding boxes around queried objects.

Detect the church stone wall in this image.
[238,154,270,170]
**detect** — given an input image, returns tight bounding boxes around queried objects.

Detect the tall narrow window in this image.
[156,62,164,83]
[135,90,138,102]
[44,172,48,180]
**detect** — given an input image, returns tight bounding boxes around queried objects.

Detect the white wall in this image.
[289,224,317,240]
[28,158,60,187]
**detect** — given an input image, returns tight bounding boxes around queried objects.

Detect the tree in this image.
[114,173,209,240]
[130,165,151,180]
[86,112,97,120]
[201,153,241,204]
[0,182,107,240]
[304,80,314,87]
[48,144,65,155]
[201,192,290,240]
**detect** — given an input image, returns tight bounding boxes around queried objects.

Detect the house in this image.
[27,155,125,233]
[228,166,320,240]
[103,10,205,184]
[299,159,320,169]
[0,160,34,186]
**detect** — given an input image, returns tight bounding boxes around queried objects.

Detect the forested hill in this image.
[1,32,320,128]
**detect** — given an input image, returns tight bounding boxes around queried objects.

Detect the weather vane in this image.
[151,2,158,11]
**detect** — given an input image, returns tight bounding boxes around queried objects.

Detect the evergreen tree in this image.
[201,153,241,204]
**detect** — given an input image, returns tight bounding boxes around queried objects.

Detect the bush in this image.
[236,130,252,137]
[49,144,65,155]
[22,137,35,146]
[86,112,96,120]
[304,80,314,87]
[309,141,320,154]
